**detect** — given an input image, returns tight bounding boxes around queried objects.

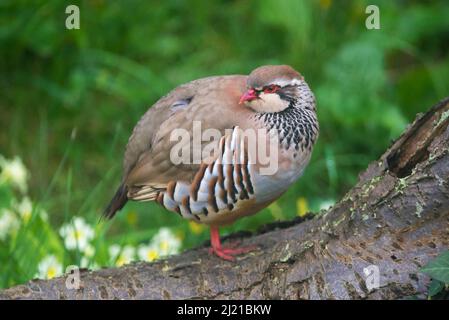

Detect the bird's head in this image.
[240,65,314,113]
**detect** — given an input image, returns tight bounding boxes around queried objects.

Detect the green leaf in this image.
[421,251,449,283]
[428,279,444,297]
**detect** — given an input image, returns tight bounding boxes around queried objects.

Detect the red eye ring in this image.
[263,84,279,94]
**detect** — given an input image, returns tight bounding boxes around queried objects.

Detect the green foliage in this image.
[0,157,185,288]
[422,251,449,283]
[422,251,449,299]
[1,0,449,289]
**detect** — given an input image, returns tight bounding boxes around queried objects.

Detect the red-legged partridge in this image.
[104,65,319,260]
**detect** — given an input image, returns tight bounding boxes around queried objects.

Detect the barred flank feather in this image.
[103,184,128,220]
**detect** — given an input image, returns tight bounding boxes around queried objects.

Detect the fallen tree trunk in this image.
[1,98,449,300]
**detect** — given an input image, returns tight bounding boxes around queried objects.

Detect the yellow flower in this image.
[188,221,204,235]
[151,228,181,257]
[36,255,63,280]
[296,197,309,217]
[59,217,95,251]
[147,250,159,261]
[47,267,58,279]
[109,245,135,267]
[160,241,168,252]
[138,244,160,262]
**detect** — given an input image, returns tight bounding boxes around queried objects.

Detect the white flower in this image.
[0,209,20,240]
[83,244,95,257]
[15,197,33,222]
[80,257,100,270]
[80,257,90,268]
[0,156,28,193]
[14,197,48,223]
[78,243,99,269]
[137,243,160,262]
[151,228,181,257]
[109,244,135,267]
[59,217,95,251]
[36,255,63,280]
[109,244,121,261]
[77,243,96,269]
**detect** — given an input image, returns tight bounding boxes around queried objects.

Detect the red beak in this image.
[239,89,258,104]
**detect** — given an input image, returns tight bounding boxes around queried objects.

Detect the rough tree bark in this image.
[1,98,449,300]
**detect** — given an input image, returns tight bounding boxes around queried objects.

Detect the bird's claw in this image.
[209,244,258,261]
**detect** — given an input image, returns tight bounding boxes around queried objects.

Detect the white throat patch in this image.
[250,91,289,113]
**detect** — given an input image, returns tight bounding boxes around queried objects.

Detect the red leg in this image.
[208,226,257,261]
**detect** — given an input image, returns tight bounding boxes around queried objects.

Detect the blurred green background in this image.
[1,0,449,289]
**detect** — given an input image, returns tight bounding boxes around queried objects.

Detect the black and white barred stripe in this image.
[155,127,255,222]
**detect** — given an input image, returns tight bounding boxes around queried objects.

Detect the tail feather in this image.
[103,184,128,220]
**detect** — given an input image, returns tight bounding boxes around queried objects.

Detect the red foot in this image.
[208,246,257,261]
[208,227,257,261]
